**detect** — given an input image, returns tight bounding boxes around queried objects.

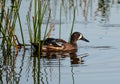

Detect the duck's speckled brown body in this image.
[31,32,89,53]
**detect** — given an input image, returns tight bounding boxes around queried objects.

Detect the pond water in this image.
[1,0,120,84]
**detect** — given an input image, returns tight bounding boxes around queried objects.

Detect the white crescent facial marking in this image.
[78,34,83,40]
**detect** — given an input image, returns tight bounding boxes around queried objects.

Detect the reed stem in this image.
[69,6,76,41]
[17,12,25,49]
[59,4,62,39]
[43,10,51,40]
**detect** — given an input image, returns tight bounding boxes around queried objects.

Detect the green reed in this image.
[15,0,25,48]
[27,0,51,43]
[59,4,62,39]
[0,0,25,50]
[33,0,47,43]
[17,12,25,48]
[43,10,51,41]
[27,0,50,55]
[26,0,32,42]
[69,6,76,41]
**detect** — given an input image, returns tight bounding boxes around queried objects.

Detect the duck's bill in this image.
[81,37,89,42]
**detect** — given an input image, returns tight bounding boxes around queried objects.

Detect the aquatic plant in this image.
[69,6,76,42]
[59,3,62,39]
[0,0,25,50]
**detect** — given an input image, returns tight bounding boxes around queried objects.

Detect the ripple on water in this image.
[80,45,115,50]
[91,46,114,50]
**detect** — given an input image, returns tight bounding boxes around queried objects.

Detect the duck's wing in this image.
[31,38,67,52]
[56,39,67,43]
[44,38,56,45]
[31,38,61,48]
[44,38,66,47]
[53,39,67,47]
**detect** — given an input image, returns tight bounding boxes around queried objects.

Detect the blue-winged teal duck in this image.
[31,32,89,52]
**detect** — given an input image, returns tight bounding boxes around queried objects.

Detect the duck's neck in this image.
[70,40,77,47]
[70,37,77,43]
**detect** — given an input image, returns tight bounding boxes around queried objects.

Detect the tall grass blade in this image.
[17,12,25,48]
[37,1,47,42]
[12,0,22,29]
[59,4,62,39]
[33,0,37,42]
[27,0,33,42]
[69,6,76,41]
[43,10,51,40]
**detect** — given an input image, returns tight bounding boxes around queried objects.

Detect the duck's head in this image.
[70,32,89,44]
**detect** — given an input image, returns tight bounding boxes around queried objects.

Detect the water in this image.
[1,0,120,84]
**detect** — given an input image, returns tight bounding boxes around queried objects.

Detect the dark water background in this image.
[1,0,120,84]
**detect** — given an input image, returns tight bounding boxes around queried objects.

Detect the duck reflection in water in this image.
[32,52,89,64]
[70,53,89,64]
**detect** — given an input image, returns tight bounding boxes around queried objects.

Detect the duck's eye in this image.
[78,34,83,40]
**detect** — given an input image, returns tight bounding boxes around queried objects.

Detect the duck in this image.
[31,32,89,53]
